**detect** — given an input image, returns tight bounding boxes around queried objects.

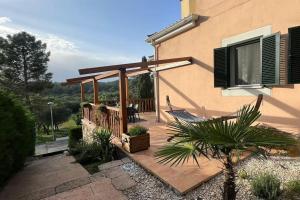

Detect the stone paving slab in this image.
[35,137,68,156]
[98,160,123,170]
[111,174,136,191]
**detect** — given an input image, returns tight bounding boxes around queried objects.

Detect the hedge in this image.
[0,91,35,186]
[68,126,83,150]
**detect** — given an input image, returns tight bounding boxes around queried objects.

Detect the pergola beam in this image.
[66,75,100,84]
[78,57,192,75]
[94,70,119,80]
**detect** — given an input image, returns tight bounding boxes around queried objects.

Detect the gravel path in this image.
[121,156,300,200]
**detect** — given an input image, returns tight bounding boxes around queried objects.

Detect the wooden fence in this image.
[83,104,120,139]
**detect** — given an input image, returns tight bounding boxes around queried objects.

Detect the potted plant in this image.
[122,125,150,153]
[98,104,108,113]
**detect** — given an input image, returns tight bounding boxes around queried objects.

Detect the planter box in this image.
[122,133,150,153]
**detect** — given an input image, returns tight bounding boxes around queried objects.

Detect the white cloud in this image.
[0,17,11,24]
[0,17,139,81]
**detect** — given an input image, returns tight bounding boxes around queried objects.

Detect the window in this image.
[229,39,261,86]
[214,33,280,88]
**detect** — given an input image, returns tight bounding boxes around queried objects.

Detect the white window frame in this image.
[221,25,272,96]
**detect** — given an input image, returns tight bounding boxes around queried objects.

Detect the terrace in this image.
[65,57,244,194]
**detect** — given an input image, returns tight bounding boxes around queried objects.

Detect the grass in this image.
[36,118,77,145]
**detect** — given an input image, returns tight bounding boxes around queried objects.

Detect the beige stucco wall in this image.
[156,0,300,134]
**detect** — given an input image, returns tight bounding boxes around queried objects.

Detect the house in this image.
[145,0,300,134]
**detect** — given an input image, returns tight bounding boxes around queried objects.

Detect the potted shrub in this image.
[122,125,150,153]
[98,104,108,113]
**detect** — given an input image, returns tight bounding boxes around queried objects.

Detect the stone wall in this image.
[81,119,97,143]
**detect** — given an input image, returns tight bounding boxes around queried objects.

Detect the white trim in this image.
[222,25,272,47]
[222,88,271,96]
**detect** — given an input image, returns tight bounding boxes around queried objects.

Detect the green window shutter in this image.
[288,26,300,84]
[214,47,230,88]
[261,33,280,85]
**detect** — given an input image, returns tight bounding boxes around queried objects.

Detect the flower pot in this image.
[121,133,150,153]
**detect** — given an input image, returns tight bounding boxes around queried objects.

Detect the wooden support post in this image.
[125,76,129,103]
[80,83,85,102]
[93,78,99,104]
[119,68,128,134]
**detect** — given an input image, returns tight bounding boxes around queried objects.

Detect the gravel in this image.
[121,156,300,200]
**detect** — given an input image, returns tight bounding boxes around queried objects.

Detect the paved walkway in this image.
[0,155,132,200]
[35,137,68,156]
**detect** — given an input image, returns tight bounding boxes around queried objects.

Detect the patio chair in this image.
[133,104,140,120]
[165,94,263,123]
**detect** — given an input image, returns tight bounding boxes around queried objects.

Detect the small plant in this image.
[251,173,281,200]
[80,102,91,107]
[93,129,115,162]
[237,169,248,179]
[128,125,148,137]
[75,142,101,164]
[284,180,300,199]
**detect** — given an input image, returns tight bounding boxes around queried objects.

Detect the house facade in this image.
[146,0,300,134]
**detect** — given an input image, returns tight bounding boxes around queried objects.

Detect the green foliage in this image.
[93,129,115,162]
[74,142,101,164]
[284,180,300,199]
[128,125,148,137]
[155,105,298,200]
[68,127,82,150]
[0,32,52,106]
[251,173,281,200]
[0,91,35,186]
[237,169,249,179]
[98,104,107,113]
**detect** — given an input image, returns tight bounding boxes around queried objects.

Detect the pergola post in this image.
[153,71,160,122]
[93,78,99,104]
[125,76,129,102]
[119,68,128,134]
[80,83,85,102]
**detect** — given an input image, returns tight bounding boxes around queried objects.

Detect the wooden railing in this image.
[82,104,120,139]
[128,98,155,112]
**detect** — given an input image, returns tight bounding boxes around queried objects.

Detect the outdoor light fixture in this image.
[47,102,55,140]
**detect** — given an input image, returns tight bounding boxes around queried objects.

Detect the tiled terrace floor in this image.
[114,112,224,194]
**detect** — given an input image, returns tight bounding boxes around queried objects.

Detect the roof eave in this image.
[146,14,199,44]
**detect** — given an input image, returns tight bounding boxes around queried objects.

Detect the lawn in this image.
[36,118,78,145]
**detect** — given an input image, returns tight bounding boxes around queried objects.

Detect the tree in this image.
[134,56,154,99]
[155,105,298,200]
[0,32,52,107]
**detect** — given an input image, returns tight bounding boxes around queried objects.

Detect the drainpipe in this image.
[153,42,161,122]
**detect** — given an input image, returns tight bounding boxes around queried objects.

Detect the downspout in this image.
[153,42,161,122]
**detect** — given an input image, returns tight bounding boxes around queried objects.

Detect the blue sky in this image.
[0,0,180,81]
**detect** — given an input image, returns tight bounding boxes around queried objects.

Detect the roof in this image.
[146,14,199,44]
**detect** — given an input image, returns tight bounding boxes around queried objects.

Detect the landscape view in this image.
[1,0,300,200]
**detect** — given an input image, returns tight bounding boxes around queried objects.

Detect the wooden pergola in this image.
[66,56,192,134]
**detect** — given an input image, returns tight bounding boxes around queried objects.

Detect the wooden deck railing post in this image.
[125,76,129,104]
[119,68,128,134]
[93,78,99,105]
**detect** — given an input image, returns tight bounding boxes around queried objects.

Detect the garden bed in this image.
[121,156,300,200]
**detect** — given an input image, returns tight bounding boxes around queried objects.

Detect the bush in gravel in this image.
[68,126,82,152]
[251,173,281,200]
[128,125,148,137]
[0,91,35,186]
[237,169,249,179]
[284,180,300,199]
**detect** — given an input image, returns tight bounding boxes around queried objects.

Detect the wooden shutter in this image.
[214,47,230,88]
[288,26,300,84]
[261,33,280,85]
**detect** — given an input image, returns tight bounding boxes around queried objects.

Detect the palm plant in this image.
[155,105,298,200]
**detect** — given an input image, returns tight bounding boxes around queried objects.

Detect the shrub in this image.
[0,91,35,186]
[93,129,115,162]
[74,142,101,164]
[237,169,249,179]
[98,104,107,113]
[251,173,281,200]
[284,180,300,199]
[68,127,82,151]
[128,125,148,137]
